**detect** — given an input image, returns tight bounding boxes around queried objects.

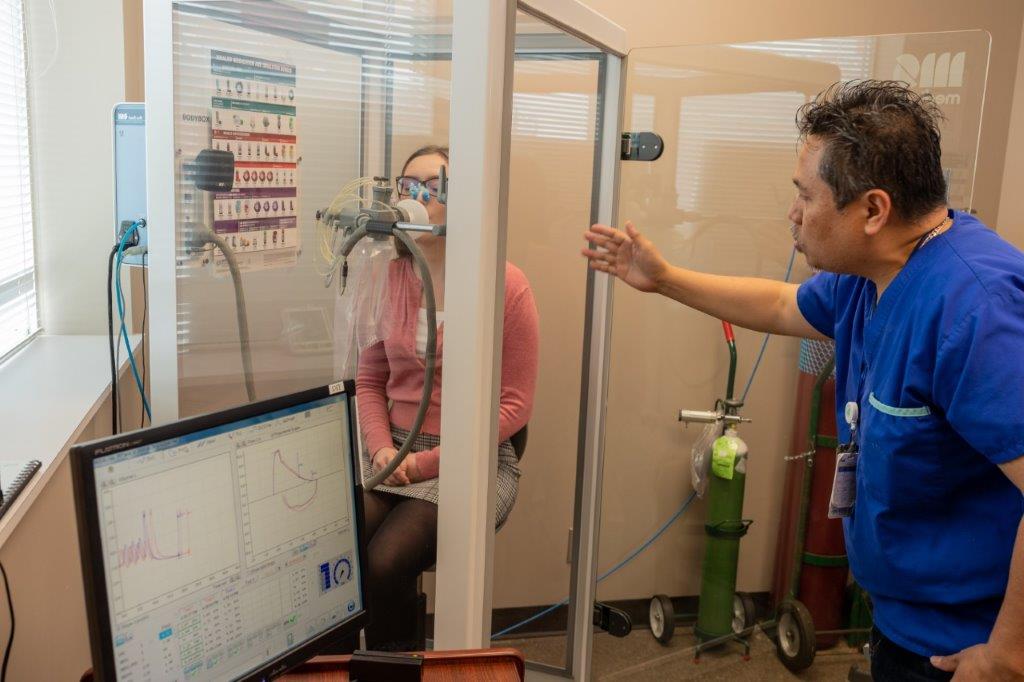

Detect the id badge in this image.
[828,444,858,519]
[829,401,860,519]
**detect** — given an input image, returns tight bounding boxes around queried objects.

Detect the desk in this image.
[82,649,526,682]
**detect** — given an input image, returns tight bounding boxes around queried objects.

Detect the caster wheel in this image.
[649,594,675,645]
[732,591,757,636]
[776,599,816,672]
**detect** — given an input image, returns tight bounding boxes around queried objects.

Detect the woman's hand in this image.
[582,221,669,293]
[403,453,424,484]
[372,447,410,486]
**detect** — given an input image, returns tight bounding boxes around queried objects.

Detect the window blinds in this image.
[0,0,36,360]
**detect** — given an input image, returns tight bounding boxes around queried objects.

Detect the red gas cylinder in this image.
[771,341,848,648]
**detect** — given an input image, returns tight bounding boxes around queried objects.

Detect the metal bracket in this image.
[620,131,664,161]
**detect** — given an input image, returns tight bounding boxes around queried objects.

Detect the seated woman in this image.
[356,145,540,651]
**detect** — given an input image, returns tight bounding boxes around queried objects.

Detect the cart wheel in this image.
[732,591,757,636]
[776,600,816,672]
[649,594,675,645]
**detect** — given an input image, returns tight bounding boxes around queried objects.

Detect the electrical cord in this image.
[0,561,14,682]
[106,245,119,434]
[116,243,149,418]
[491,490,699,640]
[116,323,124,432]
[115,222,152,420]
[739,245,798,403]
[141,253,148,428]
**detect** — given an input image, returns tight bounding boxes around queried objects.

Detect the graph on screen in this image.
[238,420,350,563]
[117,508,192,568]
[102,453,241,617]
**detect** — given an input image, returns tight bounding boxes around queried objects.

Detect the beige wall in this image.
[997,11,1024,245]
[584,0,1024,239]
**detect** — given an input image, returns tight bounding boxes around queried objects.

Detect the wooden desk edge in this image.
[82,648,527,681]
[294,648,526,677]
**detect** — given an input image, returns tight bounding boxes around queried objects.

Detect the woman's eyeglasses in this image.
[396,176,442,198]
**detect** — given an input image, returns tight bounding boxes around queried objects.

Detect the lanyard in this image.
[848,213,951,444]
[910,214,950,258]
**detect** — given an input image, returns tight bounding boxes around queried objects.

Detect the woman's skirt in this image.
[362,425,520,527]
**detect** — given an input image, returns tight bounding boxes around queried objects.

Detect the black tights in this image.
[361,489,438,650]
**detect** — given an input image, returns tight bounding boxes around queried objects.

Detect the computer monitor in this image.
[71,382,368,681]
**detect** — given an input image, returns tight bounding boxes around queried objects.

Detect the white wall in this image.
[27,0,127,335]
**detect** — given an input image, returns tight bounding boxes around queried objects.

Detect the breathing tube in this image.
[187,227,258,404]
[320,174,447,490]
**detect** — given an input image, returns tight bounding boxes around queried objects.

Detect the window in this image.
[0,0,37,360]
[674,37,877,221]
[512,91,593,141]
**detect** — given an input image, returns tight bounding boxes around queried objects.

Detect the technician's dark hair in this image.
[395,144,449,258]
[796,80,947,223]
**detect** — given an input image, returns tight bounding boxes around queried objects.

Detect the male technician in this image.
[583,80,1024,681]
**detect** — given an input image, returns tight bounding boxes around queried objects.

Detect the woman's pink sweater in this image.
[356,258,539,480]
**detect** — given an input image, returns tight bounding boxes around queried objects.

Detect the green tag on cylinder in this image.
[711,435,738,480]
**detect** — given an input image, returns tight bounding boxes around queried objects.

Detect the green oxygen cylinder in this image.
[695,425,751,641]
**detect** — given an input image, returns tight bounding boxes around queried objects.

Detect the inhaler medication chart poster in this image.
[210,50,300,271]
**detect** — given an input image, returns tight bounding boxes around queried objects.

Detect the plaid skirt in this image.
[362,425,520,527]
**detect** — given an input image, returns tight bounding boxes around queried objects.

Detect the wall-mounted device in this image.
[620,131,664,162]
[113,103,148,265]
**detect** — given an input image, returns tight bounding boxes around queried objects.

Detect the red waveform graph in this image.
[118,509,192,568]
[272,450,319,511]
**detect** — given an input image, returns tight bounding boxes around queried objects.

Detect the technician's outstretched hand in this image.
[582,221,668,293]
[581,220,823,340]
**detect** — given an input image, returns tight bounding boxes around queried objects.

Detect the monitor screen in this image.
[77,387,364,681]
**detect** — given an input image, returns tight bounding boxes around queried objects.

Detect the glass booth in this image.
[145,1,624,679]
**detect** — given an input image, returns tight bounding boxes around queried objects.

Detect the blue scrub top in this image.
[797,210,1024,657]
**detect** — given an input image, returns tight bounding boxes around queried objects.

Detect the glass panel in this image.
[170,0,456,657]
[594,31,989,677]
[171,1,452,416]
[472,9,605,673]
[392,10,605,670]
[169,3,607,665]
